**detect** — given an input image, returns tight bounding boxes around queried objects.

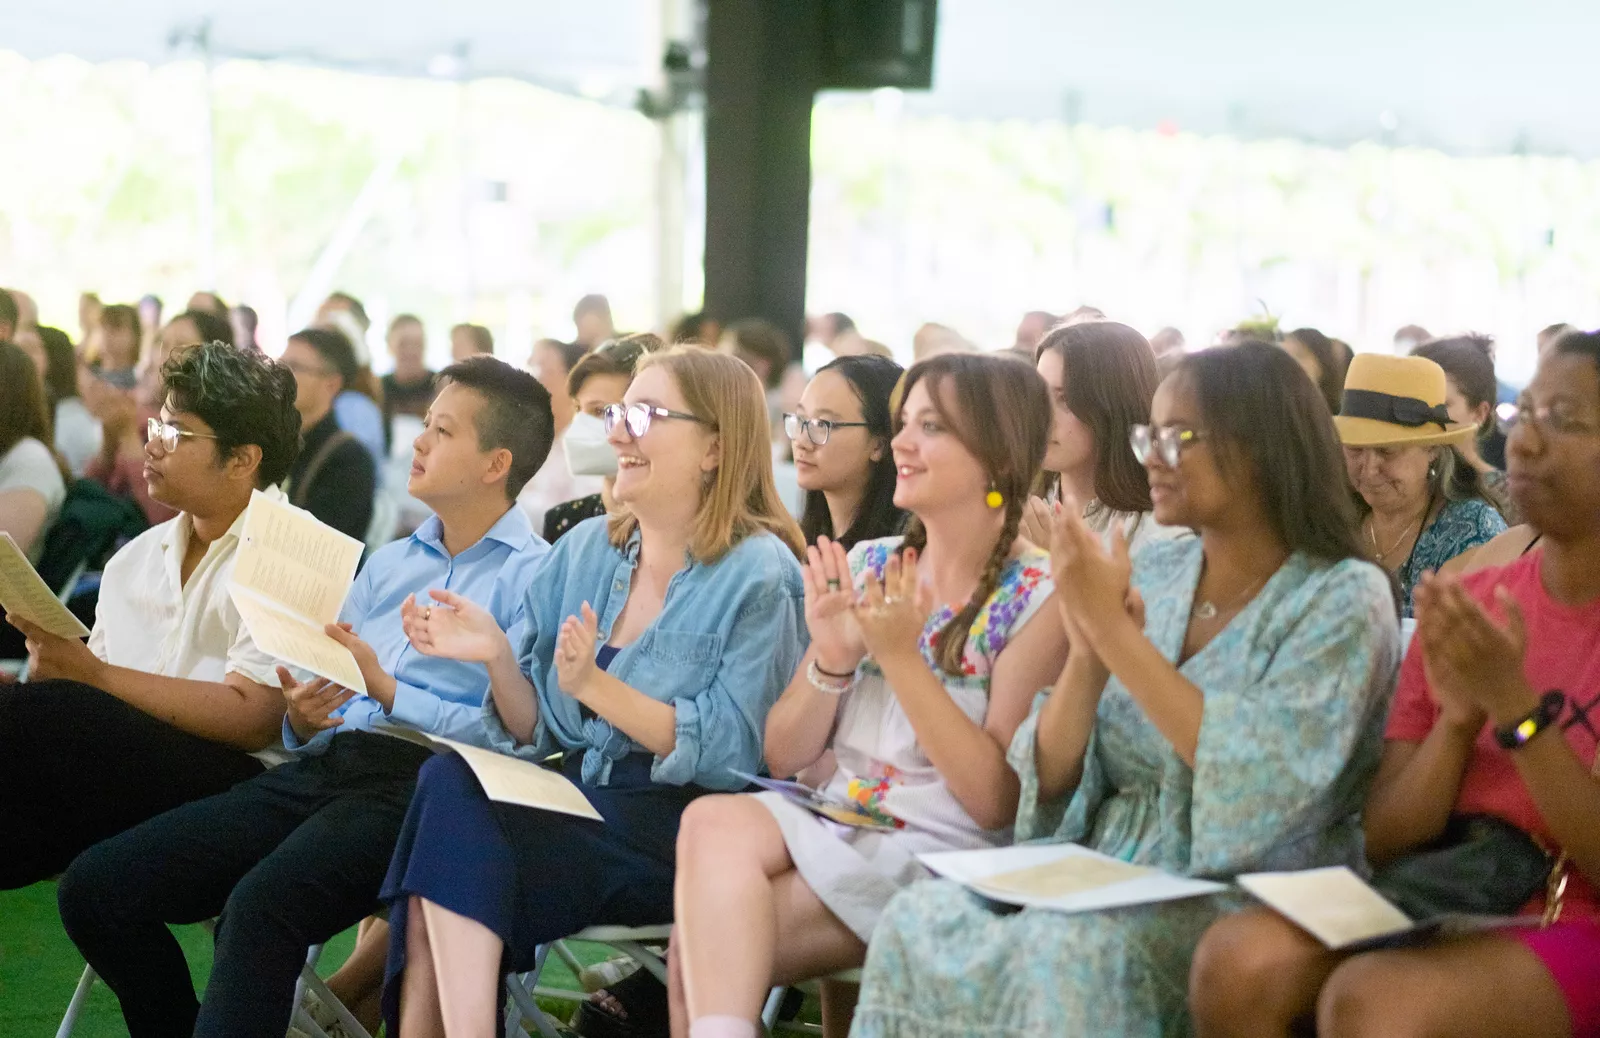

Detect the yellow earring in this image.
[986,488,1004,509]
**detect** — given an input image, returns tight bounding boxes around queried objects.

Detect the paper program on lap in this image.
[228,489,367,692]
[920,843,1226,914]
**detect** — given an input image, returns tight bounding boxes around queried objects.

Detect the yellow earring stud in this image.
[986,489,1004,509]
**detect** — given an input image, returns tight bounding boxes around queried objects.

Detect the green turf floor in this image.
[0,881,605,1037]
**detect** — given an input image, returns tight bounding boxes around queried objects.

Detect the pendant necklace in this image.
[1195,572,1270,622]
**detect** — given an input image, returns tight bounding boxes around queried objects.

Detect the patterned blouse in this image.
[852,538,1401,1038]
[1396,496,1507,617]
[820,536,1053,847]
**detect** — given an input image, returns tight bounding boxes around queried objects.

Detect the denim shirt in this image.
[482,515,807,790]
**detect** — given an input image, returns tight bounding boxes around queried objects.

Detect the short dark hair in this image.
[0,288,17,333]
[436,356,555,501]
[1413,337,1498,433]
[452,323,494,355]
[574,294,612,321]
[1284,327,1346,415]
[324,291,369,330]
[161,341,302,488]
[800,354,907,550]
[724,318,792,389]
[1171,342,1367,566]
[538,338,590,379]
[37,326,79,405]
[567,333,664,398]
[233,304,259,342]
[1552,328,1600,395]
[290,326,360,392]
[670,311,715,345]
[825,311,856,335]
[171,308,235,349]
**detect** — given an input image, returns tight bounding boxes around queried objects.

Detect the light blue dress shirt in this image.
[282,505,551,755]
[335,390,389,484]
[481,515,808,791]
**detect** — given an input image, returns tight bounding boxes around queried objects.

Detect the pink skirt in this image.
[1516,918,1600,1037]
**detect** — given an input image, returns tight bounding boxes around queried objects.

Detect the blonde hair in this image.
[608,348,805,563]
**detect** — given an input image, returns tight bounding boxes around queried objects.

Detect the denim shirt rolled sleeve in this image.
[492,515,807,787]
[281,507,548,758]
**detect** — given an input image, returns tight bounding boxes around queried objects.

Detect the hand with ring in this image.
[401,589,509,663]
[802,536,867,675]
[854,548,933,667]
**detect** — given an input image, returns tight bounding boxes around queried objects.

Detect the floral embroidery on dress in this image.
[846,766,907,829]
[852,540,1050,678]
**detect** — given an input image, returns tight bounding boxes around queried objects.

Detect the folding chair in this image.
[502,925,790,1038]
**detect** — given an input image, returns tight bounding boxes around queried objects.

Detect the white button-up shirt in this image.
[87,485,286,762]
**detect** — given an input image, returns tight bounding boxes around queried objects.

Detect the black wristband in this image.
[814,661,858,680]
[1494,690,1566,751]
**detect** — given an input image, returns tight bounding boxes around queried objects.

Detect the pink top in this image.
[1387,549,1600,920]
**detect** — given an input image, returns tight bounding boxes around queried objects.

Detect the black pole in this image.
[702,0,824,361]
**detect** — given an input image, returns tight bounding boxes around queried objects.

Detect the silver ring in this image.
[883,596,901,606]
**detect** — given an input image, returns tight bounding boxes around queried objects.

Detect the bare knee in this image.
[1318,954,1416,1038]
[676,795,775,869]
[1190,909,1326,1037]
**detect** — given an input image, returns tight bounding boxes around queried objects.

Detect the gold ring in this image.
[827,579,842,592]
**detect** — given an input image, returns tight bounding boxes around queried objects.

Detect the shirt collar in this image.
[159,484,284,556]
[411,504,535,557]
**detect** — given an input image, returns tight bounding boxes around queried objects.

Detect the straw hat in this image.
[1333,354,1477,448]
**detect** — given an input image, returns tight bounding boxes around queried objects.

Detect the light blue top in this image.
[482,514,808,791]
[335,390,389,481]
[282,505,551,756]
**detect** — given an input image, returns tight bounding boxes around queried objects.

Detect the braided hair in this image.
[896,353,1051,675]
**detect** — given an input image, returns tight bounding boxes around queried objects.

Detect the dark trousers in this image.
[0,679,265,889]
[57,731,433,1038]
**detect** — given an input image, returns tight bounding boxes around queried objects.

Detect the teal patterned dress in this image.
[850,538,1401,1038]
[1395,496,1507,618]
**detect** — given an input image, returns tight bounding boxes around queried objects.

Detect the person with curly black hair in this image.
[0,340,302,891]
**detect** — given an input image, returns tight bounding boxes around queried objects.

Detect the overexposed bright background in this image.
[3,49,1599,383]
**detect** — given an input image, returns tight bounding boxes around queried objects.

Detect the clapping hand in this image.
[1020,495,1055,551]
[1413,571,1530,727]
[278,666,357,744]
[801,536,867,674]
[1049,496,1135,645]
[554,602,601,702]
[402,590,507,664]
[853,548,934,669]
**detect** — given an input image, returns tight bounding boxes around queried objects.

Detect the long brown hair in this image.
[0,343,67,481]
[608,348,805,563]
[1033,321,1159,512]
[896,353,1051,675]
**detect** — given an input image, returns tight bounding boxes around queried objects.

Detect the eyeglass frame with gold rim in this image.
[1513,394,1600,438]
[782,412,870,447]
[146,416,220,454]
[1129,423,1206,468]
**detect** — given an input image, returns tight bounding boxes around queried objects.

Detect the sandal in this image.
[570,965,670,1038]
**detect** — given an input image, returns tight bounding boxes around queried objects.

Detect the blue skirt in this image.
[379,750,708,1029]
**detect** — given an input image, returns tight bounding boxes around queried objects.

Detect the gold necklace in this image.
[1366,507,1426,563]
[1194,572,1271,621]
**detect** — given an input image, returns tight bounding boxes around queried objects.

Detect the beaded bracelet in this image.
[807,658,856,695]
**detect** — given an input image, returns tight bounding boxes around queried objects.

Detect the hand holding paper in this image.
[0,532,90,640]
[228,491,367,693]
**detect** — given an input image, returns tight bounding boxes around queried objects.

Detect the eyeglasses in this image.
[282,359,335,378]
[147,417,219,453]
[1513,397,1600,437]
[602,402,713,439]
[783,413,870,447]
[1129,424,1205,468]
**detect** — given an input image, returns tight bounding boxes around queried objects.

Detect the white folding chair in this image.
[54,964,96,1038]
